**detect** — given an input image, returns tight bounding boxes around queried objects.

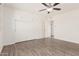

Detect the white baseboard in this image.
[55,38,79,44]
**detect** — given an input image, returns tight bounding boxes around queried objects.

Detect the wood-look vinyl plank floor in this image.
[1,38,79,56]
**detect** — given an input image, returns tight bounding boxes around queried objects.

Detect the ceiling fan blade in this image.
[42,3,49,7]
[39,9,47,12]
[53,3,60,6]
[0,3,2,5]
[49,3,52,7]
[53,8,61,10]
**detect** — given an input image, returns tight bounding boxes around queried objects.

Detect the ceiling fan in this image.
[39,3,61,14]
[0,3,2,5]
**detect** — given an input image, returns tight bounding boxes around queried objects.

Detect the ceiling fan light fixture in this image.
[47,8,52,12]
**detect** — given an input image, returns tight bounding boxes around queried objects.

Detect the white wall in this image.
[0,5,3,52]
[53,9,79,43]
[3,7,16,45]
[3,6,45,45]
[14,10,45,42]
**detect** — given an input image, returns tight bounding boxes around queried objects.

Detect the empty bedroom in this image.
[0,3,79,56]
